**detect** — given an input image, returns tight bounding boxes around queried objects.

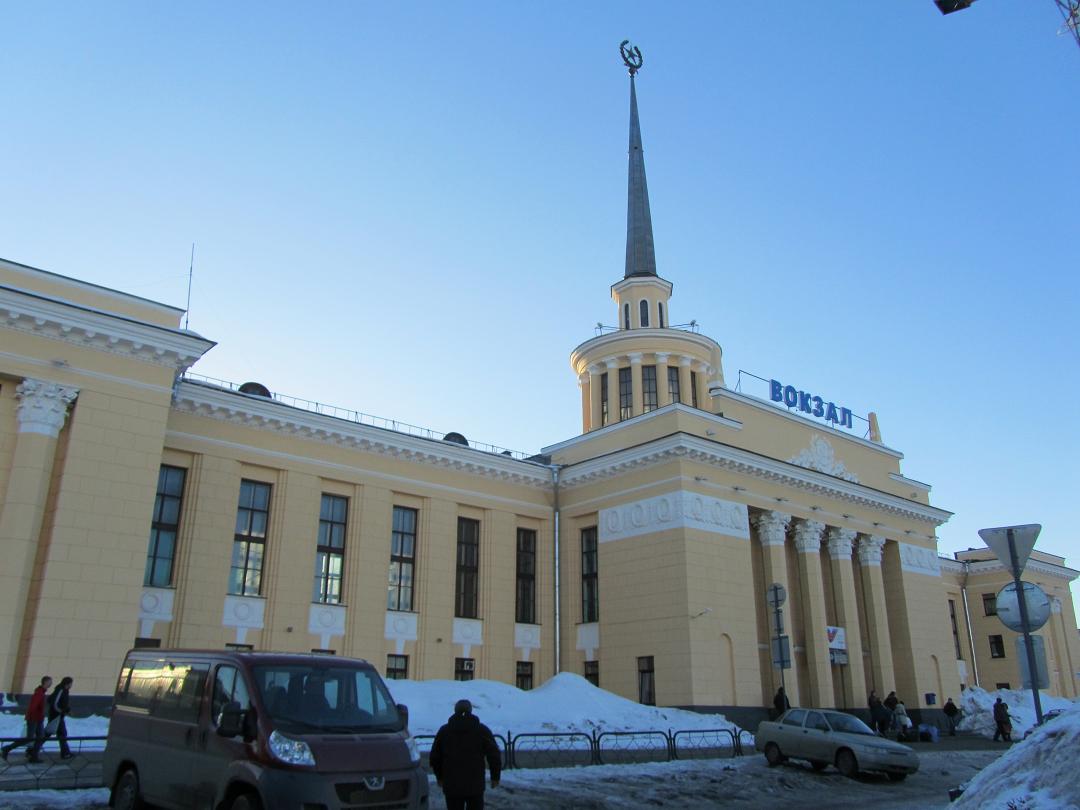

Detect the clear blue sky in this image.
[2,3,1077,611]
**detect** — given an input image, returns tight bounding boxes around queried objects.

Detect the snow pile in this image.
[1,693,16,708]
[957,686,1078,739]
[0,711,109,743]
[386,672,740,737]
[953,704,1080,810]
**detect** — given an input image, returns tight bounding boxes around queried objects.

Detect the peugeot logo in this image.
[363,776,385,791]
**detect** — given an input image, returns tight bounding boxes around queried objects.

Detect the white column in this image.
[794,519,835,707]
[655,353,671,406]
[858,534,895,695]
[629,352,643,417]
[826,527,867,708]
[605,359,619,425]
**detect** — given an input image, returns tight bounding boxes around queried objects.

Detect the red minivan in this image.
[104,649,428,810]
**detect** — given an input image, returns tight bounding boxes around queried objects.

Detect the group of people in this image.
[868,690,915,737]
[1,675,75,763]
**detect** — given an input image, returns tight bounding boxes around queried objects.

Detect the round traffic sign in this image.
[995,582,1051,633]
[767,583,787,608]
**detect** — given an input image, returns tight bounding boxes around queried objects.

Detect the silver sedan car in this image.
[755,708,920,781]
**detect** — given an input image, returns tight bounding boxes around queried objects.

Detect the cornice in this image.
[890,473,931,493]
[953,557,1079,582]
[172,381,552,489]
[558,433,953,525]
[570,329,721,374]
[0,285,215,372]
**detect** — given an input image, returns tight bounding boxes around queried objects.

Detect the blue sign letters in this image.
[770,379,854,429]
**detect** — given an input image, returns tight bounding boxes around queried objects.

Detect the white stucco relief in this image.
[385,610,418,655]
[576,622,599,660]
[308,603,347,649]
[600,492,750,543]
[138,587,174,638]
[898,541,942,577]
[453,618,484,659]
[16,379,79,437]
[222,595,266,644]
[514,623,542,662]
[789,435,858,483]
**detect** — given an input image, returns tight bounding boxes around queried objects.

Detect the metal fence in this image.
[0,735,106,790]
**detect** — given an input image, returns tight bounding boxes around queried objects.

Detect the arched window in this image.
[639,300,649,327]
[658,302,665,328]
[624,303,631,330]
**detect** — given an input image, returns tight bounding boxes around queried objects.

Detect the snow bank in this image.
[0,711,109,743]
[386,672,740,737]
[0,788,110,808]
[957,686,1078,739]
[953,704,1080,809]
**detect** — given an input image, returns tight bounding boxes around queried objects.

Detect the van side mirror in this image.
[217,701,243,738]
[397,703,409,729]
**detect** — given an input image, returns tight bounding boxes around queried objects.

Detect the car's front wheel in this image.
[112,768,144,810]
[231,795,263,810]
[764,742,786,766]
[836,748,859,779]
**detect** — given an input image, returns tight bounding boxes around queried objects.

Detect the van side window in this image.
[154,664,209,723]
[115,660,162,713]
[213,665,251,723]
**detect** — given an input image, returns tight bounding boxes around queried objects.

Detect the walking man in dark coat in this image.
[943,697,960,736]
[1,675,51,762]
[430,699,501,810]
[992,697,1011,742]
[772,687,790,719]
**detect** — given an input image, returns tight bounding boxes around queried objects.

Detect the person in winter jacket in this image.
[943,697,960,736]
[992,697,1012,742]
[772,687,790,719]
[1,675,52,763]
[34,676,74,760]
[429,699,501,810]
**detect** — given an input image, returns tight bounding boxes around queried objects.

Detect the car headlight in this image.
[405,734,420,765]
[268,730,316,766]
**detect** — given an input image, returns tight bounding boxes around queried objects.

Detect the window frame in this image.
[667,365,680,405]
[658,301,665,328]
[454,657,475,682]
[982,593,998,616]
[638,656,656,706]
[388,506,418,612]
[455,517,480,619]
[641,364,658,412]
[229,479,272,597]
[581,526,599,623]
[145,464,187,588]
[618,367,633,421]
[516,528,537,625]
[639,299,649,327]
[989,634,1006,658]
[600,371,609,426]
[584,660,599,688]
[516,661,534,691]
[948,599,963,660]
[623,303,630,330]
[386,654,408,680]
[690,370,699,408]
[313,493,348,605]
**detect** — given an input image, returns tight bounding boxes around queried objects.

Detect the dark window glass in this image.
[516,528,537,624]
[691,371,699,408]
[211,665,251,724]
[581,527,599,623]
[600,372,609,427]
[386,655,408,680]
[623,303,630,330]
[230,480,271,596]
[584,660,599,687]
[982,593,997,616]
[388,506,418,611]
[805,711,829,731]
[455,518,480,619]
[989,635,1006,658]
[455,657,475,682]
[638,656,655,705]
[948,599,963,660]
[642,365,657,412]
[658,302,664,328]
[313,494,348,604]
[619,367,633,421]
[782,709,808,727]
[995,682,1011,690]
[516,661,534,691]
[145,465,187,587]
[667,366,681,405]
[639,299,649,327]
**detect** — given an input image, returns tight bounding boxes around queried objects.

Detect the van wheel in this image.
[112,769,144,810]
[836,749,859,779]
[230,793,263,810]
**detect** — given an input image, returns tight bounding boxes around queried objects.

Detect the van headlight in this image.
[268,730,316,766]
[405,734,420,765]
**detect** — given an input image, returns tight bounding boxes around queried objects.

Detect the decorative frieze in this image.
[600,492,750,543]
[826,527,857,559]
[898,541,942,577]
[753,510,790,546]
[857,534,886,566]
[16,379,78,437]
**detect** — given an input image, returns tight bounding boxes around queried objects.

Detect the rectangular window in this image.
[619,367,633,421]
[386,654,408,680]
[145,465,187,587]
[584,660,599,688]
[388,506,418,611]
[667,366,680,405]
[641,365,658,412]
[638,656,656,705]
[600,372,609,426]
[455,657,475,682]
[982,593,997,616]
[995,682,1011,690]
[581,526,599,623]
[516,528,537,624]
[516,661,534,691]
[948,599,963,660]
[690,371,699,408]
[455,517,480,619]
[313,494,348,604]
[230,480,271,596]
[989,634,1006,658]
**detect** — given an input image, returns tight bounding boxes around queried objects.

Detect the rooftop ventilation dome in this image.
[442,432,469,446]
[238,382,272,398]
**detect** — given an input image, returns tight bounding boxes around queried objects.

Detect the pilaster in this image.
[753,510,800,706]
[857,534,895,695]
[794,518,834,707]
[826,527,867,708]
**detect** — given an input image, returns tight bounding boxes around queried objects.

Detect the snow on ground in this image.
[0,713,109,746]
[957,686,1078,739]
[0,788,111,809]
[953,704,1080,810]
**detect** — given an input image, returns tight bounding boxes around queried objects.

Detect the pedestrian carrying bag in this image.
[44,716,60,736]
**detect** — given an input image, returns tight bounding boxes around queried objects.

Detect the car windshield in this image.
[252,664,403,734]
[824,712,876,736]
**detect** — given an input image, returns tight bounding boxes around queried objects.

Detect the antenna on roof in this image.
[184,242,195,330]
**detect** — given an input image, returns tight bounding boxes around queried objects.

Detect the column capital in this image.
[793,519,825,553]
[827,527,857,559]
[604,358,619,370]
[857,534,887,566]
[654,352,669,364]
[16,378,79,438]
[628,352,643,364]
[578,372,589,386]
[587,364,603,376]
[679,355,693,367]
[753,510,790,546]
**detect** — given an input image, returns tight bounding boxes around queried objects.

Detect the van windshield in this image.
[252,664,403,734]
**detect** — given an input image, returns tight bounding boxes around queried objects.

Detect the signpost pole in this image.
[774,603,785,695]
[1008,527,1045,725]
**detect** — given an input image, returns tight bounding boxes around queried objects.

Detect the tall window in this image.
[456,518,480,619]
[516,662,534,691]
[623,303,630,330]
[145,465,186,587]
[658,302,665,328]
[667,366,680,405]
[229,480,270,596]
[690,371,699,408]
[516,528,536,624]
[386,654,408,680]
[642,365,658,412]
[313,494,348,604]
[600,372,609,426]
[982,593,997,616]
[388,506,418,611]
[581,526,599,623]
[455,657,475,682]
[639,299,649,327]
[584,660,599,687]
[619,367,633,421]
[638,656,656,705]
[948,599,963,660]
[989,635,1006,658]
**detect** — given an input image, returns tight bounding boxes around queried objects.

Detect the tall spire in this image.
[621,41,657,279]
